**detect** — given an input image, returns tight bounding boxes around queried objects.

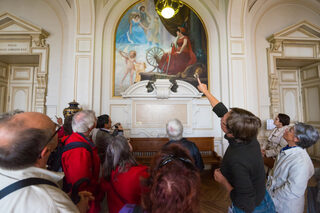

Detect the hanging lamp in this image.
[155,0,183,19]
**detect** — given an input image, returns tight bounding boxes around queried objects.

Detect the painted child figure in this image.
[119,50,137,86]
[134,62,146,83]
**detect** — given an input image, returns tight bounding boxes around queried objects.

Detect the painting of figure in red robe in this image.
[113,0,208,96]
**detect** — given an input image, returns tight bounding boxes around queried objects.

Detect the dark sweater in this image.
[213,103,266,213]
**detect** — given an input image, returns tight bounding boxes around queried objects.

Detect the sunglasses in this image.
[158,154,193,169]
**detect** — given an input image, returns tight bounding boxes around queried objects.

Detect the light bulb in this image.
[161,7,175,19]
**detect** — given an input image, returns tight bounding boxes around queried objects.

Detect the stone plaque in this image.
[0,41,30,54]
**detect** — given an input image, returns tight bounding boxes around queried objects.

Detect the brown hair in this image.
[142,144,200,213]
[226,108,261,143]
[278,113,290,126]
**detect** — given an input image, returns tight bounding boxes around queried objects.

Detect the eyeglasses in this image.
[46,124,61,145]
[39,124,61,158]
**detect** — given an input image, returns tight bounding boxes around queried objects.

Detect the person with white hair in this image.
[164,119,204,171]
[61,110,102,213]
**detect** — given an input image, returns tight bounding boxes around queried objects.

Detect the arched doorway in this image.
[0,13,49,113]
[267,21,320,159]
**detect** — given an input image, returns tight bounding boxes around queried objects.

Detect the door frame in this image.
[0,13,50,113]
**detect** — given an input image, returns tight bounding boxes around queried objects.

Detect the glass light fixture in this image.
[161,7,175,19]
[155,0,183,19]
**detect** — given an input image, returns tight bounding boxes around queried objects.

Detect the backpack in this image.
[47,135,94,204]
[47,136,93,172]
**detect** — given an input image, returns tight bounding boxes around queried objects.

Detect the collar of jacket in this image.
[168,138,187,143]
[75,132,95,147]
[280,145,301,155]
[224,134,254,146]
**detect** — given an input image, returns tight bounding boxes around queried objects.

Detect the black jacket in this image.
[165,138,204,171]
[213,102,265,213]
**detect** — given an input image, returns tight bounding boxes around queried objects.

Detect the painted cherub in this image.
[119,50,137,86]
[134,62,146,83]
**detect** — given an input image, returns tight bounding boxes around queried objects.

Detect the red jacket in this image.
[61,132,101,212]
[101,165,149,213]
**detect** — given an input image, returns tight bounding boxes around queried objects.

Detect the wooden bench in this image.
[130,137,221,168]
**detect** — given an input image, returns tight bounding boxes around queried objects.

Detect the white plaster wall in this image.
[0,0,75,119]
[6,0,320,156]
[226,0,320,146]
[93,0,230,156]
[248,0,320,122]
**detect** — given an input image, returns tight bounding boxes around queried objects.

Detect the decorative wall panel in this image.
[283,45,315,58]
[281,87,299,122]
[11,67,32,82]
[231,58,246,108]
[280,70,297,83]
[193,104,214,129]
[75,56,91,107]
[133,101,188,128]
[230,40,244,55]
[110,104,131,127]
[229,0,245,38]
[302,85,320,124]
[77,0,92,35]
[77,39,91,52]
[10,86,32,112]
[302,66,319,81]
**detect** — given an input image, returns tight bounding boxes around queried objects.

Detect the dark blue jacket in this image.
[165,138,204,171]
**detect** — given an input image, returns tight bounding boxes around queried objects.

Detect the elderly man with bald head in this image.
[0,112,93,213]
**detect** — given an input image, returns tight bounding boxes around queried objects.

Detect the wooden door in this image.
[7,65,34,112]
[278,68,302,123]
[300,63,320,160]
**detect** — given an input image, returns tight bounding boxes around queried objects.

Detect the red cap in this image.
[178,26,186,33]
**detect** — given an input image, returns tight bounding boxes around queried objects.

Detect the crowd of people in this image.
[0,79,319,213]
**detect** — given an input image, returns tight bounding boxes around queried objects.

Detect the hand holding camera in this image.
[113,123,123,130]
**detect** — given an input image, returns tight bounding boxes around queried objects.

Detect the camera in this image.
[114,123,121,129]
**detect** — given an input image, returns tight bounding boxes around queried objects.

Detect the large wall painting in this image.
[113,0,208,96]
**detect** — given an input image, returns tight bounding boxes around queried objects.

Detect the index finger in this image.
[197,77,202,85]
[79,191,92,195]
